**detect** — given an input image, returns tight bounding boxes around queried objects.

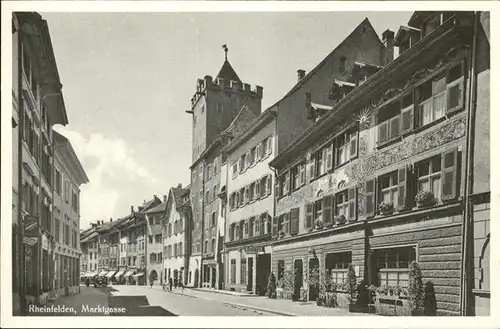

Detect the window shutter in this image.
[308,154,316,181]
[290,208,300,235]
[397,166,408,211]
[256,143,261,161]
[400,106,414,134]
[378,120,388,144]
[255,218,260,236]
[299,163,306,185]
[256,181,261,199]
[326,144,333,171]
[389,115,400,140]
[348,187,357,221]
[272,216,278,237]
[244,220,249,238]
[350,132,358,159]
[365,178,376,218]
[285,171,291,195]
[441,147,458,200]
[235,224,240,240]
[305,203,314,229]
[267,137,273,155]
[267,175,272,196]
[244,186,249,204]
[322,195,333,226]
[446,79,464,114]
[275,180,280,199]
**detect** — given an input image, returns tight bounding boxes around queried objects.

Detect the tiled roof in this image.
[172,186,190,209]
[146,201,167,214]
[223,105,258,138]
[216,59,241,83]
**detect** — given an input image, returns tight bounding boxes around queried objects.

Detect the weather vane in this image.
[222,44,228,60]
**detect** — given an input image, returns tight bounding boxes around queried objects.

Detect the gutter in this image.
[459,11,478,316]
[17,17,27,315]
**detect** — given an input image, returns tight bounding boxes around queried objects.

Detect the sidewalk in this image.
[150,285,366,316]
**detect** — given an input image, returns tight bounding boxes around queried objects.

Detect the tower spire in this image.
[222,44,228,61]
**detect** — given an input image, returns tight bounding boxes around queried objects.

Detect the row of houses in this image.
[183,11,490,316]
[12,12,89,315]
[76,11,489,316]
[79,185,192,287]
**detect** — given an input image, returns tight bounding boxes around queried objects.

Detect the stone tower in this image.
[189,48,263,163]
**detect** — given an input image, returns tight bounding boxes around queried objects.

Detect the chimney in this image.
[110,218,113,222]
[297,69,306,81]
[177,183,182,188]
[382,29,395,65]
[131,205,134,214]
[163,194,167,203]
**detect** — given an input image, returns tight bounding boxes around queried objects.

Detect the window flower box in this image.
[414,190,437,208]
[378,202,394,215]
[334,215,346,225]
[315,218,324,230]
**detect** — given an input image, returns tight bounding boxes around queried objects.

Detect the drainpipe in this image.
[459,11,478,316]
[17,16,26,315]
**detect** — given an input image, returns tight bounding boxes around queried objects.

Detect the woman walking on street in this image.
[168,277,173,292]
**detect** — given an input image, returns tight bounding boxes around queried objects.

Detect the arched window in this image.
[211,238,216,253]
[204,240,208,253]
[479,235,490,290]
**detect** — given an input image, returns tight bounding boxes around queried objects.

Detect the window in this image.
[249,147,256,166]
[416,155,441,200]
[155,234,162,243]
[231,259,236,284]
[336,129,358,165]
[325,252,351,287]
[255,181,261,200]
[380,171,399,207]
[239,154,246,173]
[241,258,247,284]
[260,213,268,235]
[148,235,153,244]
[232,162,238,178]
[313,148,325,177]
[249,182,255,201]
[179,242,183,255]
[211,212,216,228]
[335,191,349,217]
[211,238,215,253]
[374,246,416,287]
[292,162,306,190]
[266,137,273,156]
[239,221,244,240]
[64,181,70,203]
[213,158,218,175]
[417,75,446,127]
[213,184,218,200]
[55,170,62,195]
[204,240,208,254]
[314,199,322,223]
[205,190,210,204]
[278,172,290,198]
[249,217,255,238]
[156,216,161,225]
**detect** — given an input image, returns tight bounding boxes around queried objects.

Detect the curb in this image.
[189,288,257,297]
[220,301,297,316]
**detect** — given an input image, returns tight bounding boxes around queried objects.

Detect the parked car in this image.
[94,276,108,287]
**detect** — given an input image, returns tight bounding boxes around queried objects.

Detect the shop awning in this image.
[114,271,125,277]
[83,272,97,278]
[106,271,117,278]
[99,271,108,277]
[124,271,135,278]
[23,237,38,246]
[132,273,144,278]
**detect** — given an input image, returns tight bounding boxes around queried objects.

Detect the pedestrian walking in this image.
[174,278,178,289]
[168,277,173,292]
[179,280,184,294]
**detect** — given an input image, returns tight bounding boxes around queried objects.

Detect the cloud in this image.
[54,125,155,229]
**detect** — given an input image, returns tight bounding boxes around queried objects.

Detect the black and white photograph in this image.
[1,1,497,327]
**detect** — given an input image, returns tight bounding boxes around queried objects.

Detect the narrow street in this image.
[29,285,273,316]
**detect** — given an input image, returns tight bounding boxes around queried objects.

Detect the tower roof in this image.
[216,59,241,83]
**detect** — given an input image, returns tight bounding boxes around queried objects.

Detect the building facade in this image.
[12,12,88,314]
[270,11,487,316]
[146,196,167,285]
[163,185,192,286]
[188,53,263,288]
[224,111,275,295]
[52,131,89,299]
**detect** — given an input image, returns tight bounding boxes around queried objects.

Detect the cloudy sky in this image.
[40,11,412,230]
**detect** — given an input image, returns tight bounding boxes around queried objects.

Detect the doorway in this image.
[247,258,254,292]
[309,257,319,301]
[294,259,303,300]
[256,254,271,296]
[194,269,199,287]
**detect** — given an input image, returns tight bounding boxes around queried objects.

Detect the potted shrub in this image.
[334,215,346,225]
[408,261,424,316]
[267,272,277,299]
[315,218,324,230]
[414,190,436,207]
[346,264,357,312]
[378,201,394,215]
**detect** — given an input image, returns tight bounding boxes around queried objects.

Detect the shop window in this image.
[373,246,416,287]
[325,252,351,287]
